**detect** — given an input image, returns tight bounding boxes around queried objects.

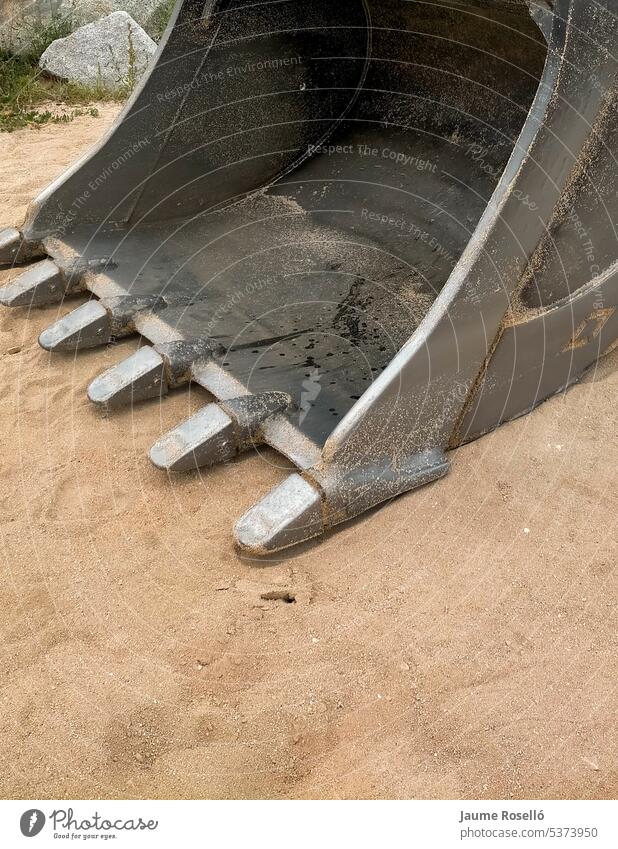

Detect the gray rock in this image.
[38,12,157,91]
[0,1,170,54]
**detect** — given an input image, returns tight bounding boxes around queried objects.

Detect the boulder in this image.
[0,1,170,54]
[38,12,157,91]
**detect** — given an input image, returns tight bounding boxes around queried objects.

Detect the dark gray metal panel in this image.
[519,90,618,310]
[323,0,616,470]
[458,75,618,442]
[458,262,618,443]
[23,0,371,236]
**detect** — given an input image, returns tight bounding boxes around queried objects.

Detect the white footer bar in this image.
[0,799,615,848]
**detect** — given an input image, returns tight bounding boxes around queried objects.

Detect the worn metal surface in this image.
[0,227,45,266]
[151,391,293,472]
[87,346,168,409]
[1,0,616,554]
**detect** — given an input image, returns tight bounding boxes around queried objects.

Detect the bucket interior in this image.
[48,0,548,446]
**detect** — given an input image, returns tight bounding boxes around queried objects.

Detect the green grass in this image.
[0,12,126,132]
[0,3,177,132]
[0,50,123,131]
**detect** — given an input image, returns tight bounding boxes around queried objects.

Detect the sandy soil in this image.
[0,107,616,800]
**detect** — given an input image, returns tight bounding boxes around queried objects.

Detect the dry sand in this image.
[0,107,616,800]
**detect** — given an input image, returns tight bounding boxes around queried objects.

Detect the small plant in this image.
[24,11,75,64]
[109,22,140,99]
[125,24,138,92]
[149,0,177,42]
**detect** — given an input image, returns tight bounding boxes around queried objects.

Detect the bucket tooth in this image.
[88,337,222,415]
[150,391,293,473]
[38,295,163,355]
[0,229,24,266]
[234,474,324,555]
[87,346,167,410]
[0,228,45,266]
[150,404,236,472]
[0,259,77,307]
[38,301,110,352]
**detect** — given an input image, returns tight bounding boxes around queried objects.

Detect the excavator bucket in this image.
[2,0,617,555]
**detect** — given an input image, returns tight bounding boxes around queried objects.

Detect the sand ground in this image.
[0,107,616,800]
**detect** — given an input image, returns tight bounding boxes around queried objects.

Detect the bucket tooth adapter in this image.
[2,0,617,555]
